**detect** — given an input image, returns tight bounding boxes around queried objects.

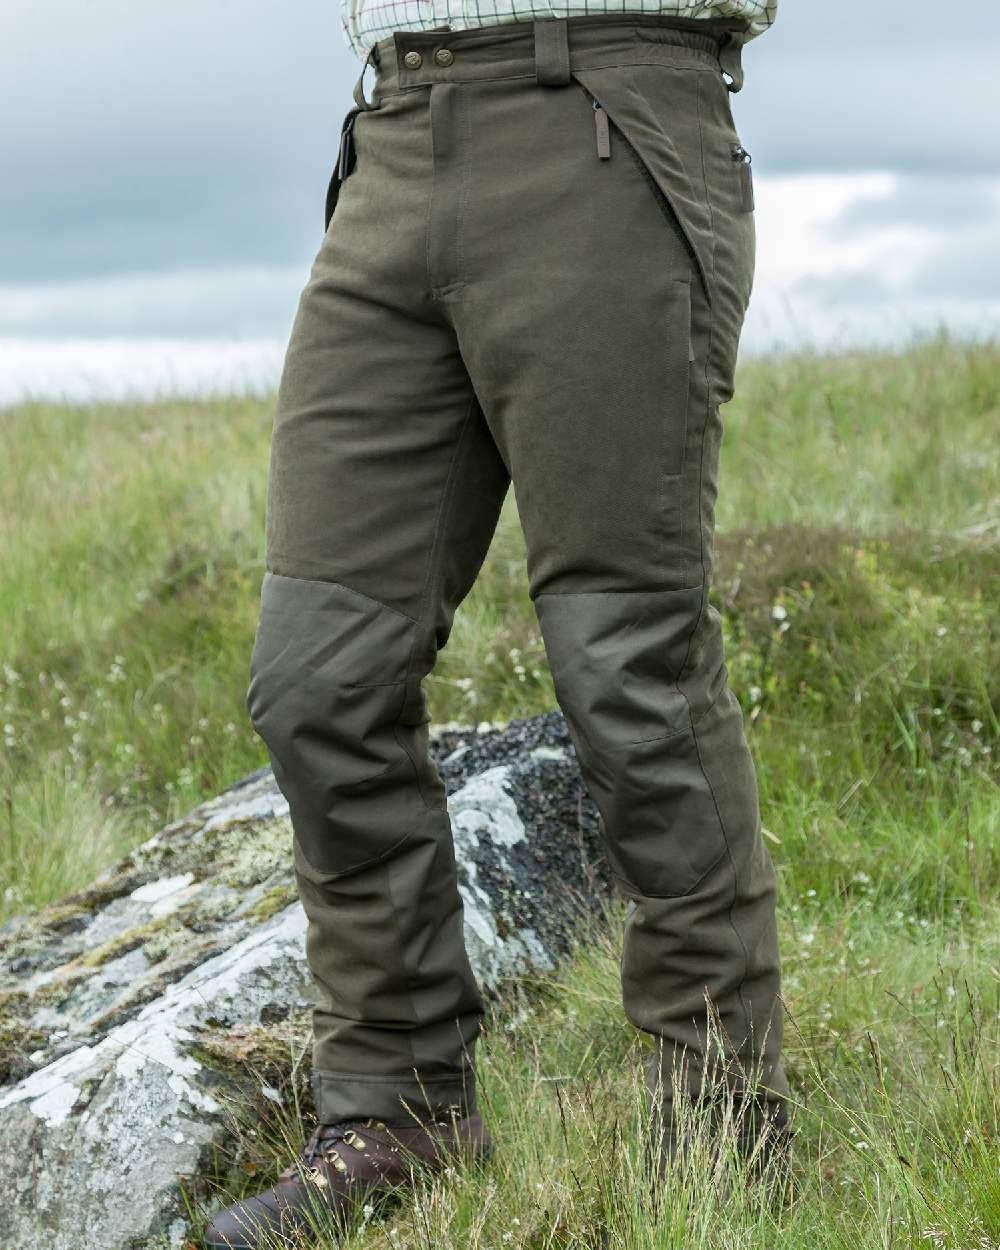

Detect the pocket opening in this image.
[663,277,693,478]
[573,75,713,308]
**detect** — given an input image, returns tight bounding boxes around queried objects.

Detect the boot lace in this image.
[290,1118,387,1187]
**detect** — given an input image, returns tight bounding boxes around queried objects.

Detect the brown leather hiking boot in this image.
[203,1111,492,1248]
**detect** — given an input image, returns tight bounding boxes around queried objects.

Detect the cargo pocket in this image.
[572,65,713,309]
[324,106,361,232]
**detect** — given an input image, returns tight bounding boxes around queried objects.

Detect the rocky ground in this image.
[0,711,612,1250]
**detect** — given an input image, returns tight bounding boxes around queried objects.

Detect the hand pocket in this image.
[571,65,714,310]
[662,276,694,478]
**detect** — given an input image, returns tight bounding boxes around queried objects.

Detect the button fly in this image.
[433,47,454,66]
[403,50,423,69]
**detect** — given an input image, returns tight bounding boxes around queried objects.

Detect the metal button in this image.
[433,47,454,66]
[403,50,423,69]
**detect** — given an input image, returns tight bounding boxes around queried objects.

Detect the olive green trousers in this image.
[247,13,788,1133]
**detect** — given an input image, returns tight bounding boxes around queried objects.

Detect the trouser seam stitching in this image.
[533,583,703,599]
[393,391,479,813]
[456,87,473,286]
[692,68,753,1057]
[262,569,419,625]
[390,60,713,93]
[382,861,422,1090]
[613,840,727,900]
[625,678,720,746]
[295,827,412,879]
[314,1068,475,1083]
[685,704,754,1056]
[425,88,437,294]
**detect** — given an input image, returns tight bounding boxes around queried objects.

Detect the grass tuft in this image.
[1,332,998,1246]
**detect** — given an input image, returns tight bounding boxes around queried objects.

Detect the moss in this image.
[84,935,224,1036]
[142,924,194,965]
[247,885,297,924]
[78,913,176,968]
[189,1012,313,1090]
[110,813,292,899]
[56,869,147,915]
[35,900,93,936]
[178,890,240,931]
[29,869,154,938]
[0,990,47,1083]
[0,986,28,1016]
[29,968,90,1008]
[197,819,293,891]
[0,1018,47,1084]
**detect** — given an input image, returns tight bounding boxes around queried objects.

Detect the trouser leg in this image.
[434,20,788,1130]
[248,11,787,1137]
[246,82,510,1124]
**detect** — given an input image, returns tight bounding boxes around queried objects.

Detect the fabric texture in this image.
[341,0,776,60]
[248,14,788,1136]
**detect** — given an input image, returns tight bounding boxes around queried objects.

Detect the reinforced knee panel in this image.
[246,572,439,876]
[535,584,729,898]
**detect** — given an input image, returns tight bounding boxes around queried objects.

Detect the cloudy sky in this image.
[1,0,996,400]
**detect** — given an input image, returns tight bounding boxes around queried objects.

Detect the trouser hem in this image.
[312,1066,479,1126]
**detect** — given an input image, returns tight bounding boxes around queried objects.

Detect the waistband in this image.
[351,14,750,111]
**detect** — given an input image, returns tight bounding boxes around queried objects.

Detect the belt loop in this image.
[717,29,745,93]
[353,40,381,110]
[534,18,571,87]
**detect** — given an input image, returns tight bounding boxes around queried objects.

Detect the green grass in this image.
[2,325,999,1245]
[192,897,1000,1250]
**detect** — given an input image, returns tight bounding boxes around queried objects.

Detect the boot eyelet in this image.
[305,1165,328,1188]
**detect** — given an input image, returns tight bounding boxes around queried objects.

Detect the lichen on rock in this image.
[0,710,609,1249]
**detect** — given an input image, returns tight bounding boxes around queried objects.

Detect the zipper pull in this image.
[730,142,754,212]
[593,99,611,160]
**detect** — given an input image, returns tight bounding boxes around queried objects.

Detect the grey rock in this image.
[0,711,609,1249]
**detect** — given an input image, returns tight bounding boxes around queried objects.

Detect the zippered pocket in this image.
[730,141,754,212]
[574,77,712,308]
[578,82,696,477]
[662,276,694,477]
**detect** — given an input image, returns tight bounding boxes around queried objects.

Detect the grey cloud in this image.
[0,0,995,326]
[2,0,355,282]
[787,184,1000,306]
[787,267,895,307]
[0,267,304,338]
[825,176,999,237]
[905,225,1000,301]
[733,50,989,178]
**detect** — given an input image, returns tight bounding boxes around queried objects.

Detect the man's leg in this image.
[437,19,789,1156]
[245,82,509,1130]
